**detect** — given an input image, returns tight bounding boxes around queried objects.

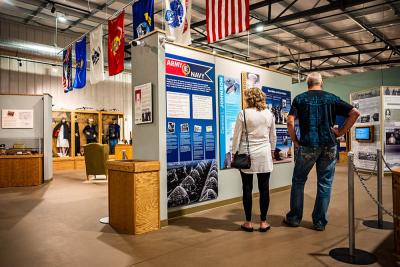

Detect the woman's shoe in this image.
[240,224,254,232]
[259,226,271,232]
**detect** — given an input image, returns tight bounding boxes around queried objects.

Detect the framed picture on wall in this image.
[134,83,153,125]
[2,109,34,129]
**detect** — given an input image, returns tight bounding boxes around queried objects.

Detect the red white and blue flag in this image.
[206,0,250,43]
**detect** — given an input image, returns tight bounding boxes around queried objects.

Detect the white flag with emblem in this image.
[89,25,105,84]
[164,0,192,46]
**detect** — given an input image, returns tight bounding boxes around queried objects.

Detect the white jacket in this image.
[231,108,276,174]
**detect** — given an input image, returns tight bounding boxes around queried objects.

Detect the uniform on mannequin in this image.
[53,117,70,157]
[83,118,98,144]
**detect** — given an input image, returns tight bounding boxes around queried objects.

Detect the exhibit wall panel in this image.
[0,57,132,139]
[165,44,293,214]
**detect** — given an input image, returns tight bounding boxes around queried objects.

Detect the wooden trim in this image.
[0,93,45,96]
[166,185,291,221]
[165,41,290,77]
[0,154,43,159]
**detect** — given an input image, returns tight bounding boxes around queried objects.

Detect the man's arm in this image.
[287,115,300,147]
[332,108,360,137]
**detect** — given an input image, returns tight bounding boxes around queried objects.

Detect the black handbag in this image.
[231,109,251,169]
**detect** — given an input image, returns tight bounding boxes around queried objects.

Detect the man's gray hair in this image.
[306,72,323,88]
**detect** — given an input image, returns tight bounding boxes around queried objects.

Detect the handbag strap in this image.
[243,109,250,156]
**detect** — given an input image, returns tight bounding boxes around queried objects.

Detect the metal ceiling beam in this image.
[300,59,400,73]
[328,0,400,55]
[24,1,49,24]
[193,0,375,43]
[265,46,398,66]
[386,0,400,15]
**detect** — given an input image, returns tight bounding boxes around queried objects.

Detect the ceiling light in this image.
[256,25,264,32]
[51,4,56,13]
[57,13,67,23]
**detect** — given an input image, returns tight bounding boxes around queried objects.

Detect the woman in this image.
[232,87,276,232]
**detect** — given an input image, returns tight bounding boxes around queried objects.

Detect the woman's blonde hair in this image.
[244,87,266,111]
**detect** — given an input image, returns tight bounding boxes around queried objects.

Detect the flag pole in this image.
[57,0,136,55]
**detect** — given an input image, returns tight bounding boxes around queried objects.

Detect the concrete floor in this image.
[0,164,398,267]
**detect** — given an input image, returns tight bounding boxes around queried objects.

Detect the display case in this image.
[52,111,72,158]
[51,109,126,171]
[100,111,124,155]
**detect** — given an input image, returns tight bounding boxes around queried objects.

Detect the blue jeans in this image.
[109,138,118,154]
[286,146,337,226]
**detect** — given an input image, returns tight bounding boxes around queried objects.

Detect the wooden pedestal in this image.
[0,154,43,187]
[107,160,160,235]
[114,144,133,160]
[393,168,400,256]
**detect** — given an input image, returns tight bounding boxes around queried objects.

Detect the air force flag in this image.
[89,25,105,84]
[132,0,154,39]
[73,36,86,89]
[164,0,192,45]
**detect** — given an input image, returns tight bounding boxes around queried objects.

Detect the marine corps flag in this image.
[164,0,192,45]
[73,36,86,89]
[62,46,72,93]
[132,0,154,39]
[89,25,105,84]
[108,11,125,76]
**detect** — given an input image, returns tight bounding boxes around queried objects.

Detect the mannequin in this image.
[83,118,98,144]
[108,117,120,154]
[53,118,70,156]
[74,115,80,156]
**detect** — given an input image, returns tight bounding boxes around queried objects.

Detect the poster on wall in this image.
[262,86,291,125]
[218,75,242,169]
[383,87,400,169]
[351,88,381,170]
[165,53,217,208]
[274,128,293,163]
[2,109,34,129]
[134,83,153,124]
[241,71,260,93]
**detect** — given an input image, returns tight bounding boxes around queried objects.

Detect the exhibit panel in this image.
[350,88,382,171]
[350,86,400,171]
[383,86,400,170]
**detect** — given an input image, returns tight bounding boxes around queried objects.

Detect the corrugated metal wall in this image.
[0,19,133,138]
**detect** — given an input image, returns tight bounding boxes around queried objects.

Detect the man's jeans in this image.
[286,146,337,227]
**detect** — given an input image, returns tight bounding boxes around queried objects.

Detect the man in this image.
[284,72,360,231]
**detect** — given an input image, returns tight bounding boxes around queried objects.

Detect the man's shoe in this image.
[282,218,300,227]
[313,224,325,231]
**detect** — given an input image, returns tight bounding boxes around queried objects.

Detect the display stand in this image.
[52,109,125,171]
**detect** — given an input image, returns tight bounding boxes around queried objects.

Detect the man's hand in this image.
[331,127,343,137]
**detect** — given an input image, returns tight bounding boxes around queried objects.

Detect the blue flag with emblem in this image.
[132,0,154,39]
[73,36,86,89]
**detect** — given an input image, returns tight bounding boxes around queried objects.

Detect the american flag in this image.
[206,0,250,43]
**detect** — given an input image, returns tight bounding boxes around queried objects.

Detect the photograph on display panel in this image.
[165,53,218,208]
[384,89,400,169]
[218,75,242,169]
[262,86,291,125]
[274,128,293,163]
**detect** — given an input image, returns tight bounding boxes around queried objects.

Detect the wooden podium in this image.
[393,168,400,256]
[107,160,160,235]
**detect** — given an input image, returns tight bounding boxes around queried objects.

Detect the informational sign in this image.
[134,83,153,124]
[262,86,291,125]
[274,128,293,163]
[351,88,381,170]
[2,109,34,129]
[218,75,242,169]
[165,53,217,208]
[383,87,400,169]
